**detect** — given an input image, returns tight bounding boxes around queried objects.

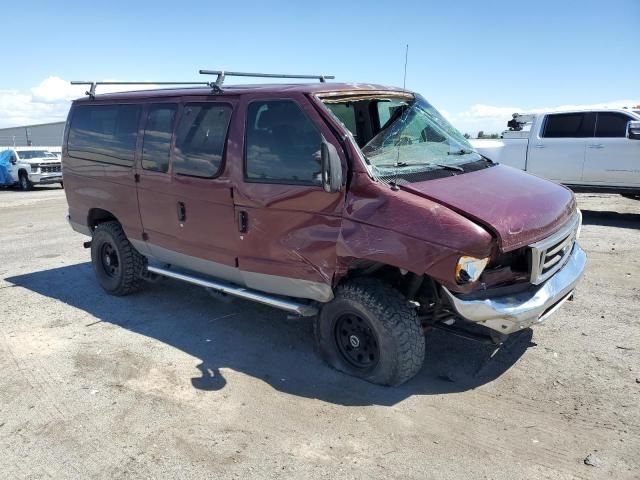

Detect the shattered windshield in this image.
[362,95,481,171]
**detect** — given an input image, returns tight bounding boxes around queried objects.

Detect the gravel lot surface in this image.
[0,187,638,479]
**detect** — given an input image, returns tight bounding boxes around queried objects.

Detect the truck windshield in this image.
[18,150,57,159]
[362,95,481,171]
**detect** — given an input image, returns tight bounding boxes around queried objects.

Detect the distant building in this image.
[0,121,65,148]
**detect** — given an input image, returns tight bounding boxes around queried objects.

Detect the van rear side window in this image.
[68,105,141,166]
[174,103,232,178]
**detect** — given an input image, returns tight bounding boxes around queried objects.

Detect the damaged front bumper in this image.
[442,243,586,335]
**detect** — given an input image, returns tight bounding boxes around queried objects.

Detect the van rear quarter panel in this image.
[62,104,144,241]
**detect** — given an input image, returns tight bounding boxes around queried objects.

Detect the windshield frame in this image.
[317,91,482,180]
[361,95,480,172]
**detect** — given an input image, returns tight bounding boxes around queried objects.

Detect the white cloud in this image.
[449,99,640,136]
[0,76,164,128]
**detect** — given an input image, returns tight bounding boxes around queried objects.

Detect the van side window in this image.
[595,112,630,138]
[245,100,322,185]
[142,104,177,173]
[67,105,141,166]
[173,103,232,178]
[542,113,594,138]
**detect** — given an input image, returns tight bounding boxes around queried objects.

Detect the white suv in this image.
[0,148,63,190]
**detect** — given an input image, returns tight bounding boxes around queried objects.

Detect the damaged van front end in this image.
[316,89,586,341]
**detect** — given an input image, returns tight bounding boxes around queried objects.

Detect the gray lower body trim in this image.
[132,241,334,303]
[67,215,92,237]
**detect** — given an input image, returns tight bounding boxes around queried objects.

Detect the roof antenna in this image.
[390,44,409,192]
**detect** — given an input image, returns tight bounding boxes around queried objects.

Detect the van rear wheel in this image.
[91,221,146,296]
[315,279,425,386]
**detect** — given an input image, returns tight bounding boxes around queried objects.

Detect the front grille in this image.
[529,211,581,285]
[41,164,61,173]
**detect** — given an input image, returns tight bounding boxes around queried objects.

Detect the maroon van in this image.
[62,72,586,386]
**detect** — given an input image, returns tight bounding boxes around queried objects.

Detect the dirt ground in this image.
[0,187,638,479]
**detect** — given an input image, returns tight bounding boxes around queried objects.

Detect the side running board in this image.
[147,266,319,317]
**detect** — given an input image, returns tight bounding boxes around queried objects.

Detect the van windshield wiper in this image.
[435,163,464,172]
[447,149,474,156]
[375,161,410,168]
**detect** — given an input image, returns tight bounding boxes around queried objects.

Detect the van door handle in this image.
[238,211,248,233]
[177,202,186,222]
[534,144,545,149]
[587,144,604,149]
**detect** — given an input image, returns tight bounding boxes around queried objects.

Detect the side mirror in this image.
[10,156,16,165]
[627,121,640,140]
[320,139,343,193]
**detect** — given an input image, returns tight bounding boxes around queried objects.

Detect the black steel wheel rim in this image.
[100,242,120,278]
[334,313,379,369]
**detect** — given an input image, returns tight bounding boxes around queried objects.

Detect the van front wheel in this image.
[91,221,146,296]
[315,279,425,386]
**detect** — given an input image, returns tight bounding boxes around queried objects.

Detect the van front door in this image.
[136,99,241,283]
[231,95,346,302]
[582,112,640,186]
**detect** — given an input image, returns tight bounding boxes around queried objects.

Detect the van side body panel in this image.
[62,102,145,243]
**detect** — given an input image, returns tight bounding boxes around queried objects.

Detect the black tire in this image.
[315,279,425,386]
[59,181,64,189]
[18,172,32,191]
[91,221,146,296]
[621,193,639,200]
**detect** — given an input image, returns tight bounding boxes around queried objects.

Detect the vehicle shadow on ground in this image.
[0,185,63,192]
[7,263,535,406]
[581,209,640,230]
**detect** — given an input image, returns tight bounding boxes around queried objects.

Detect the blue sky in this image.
[1,0,638,133]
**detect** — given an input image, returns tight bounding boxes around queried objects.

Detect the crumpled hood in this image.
[401,165,576,251]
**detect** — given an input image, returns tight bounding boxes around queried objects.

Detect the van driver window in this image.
[245,100,322,185]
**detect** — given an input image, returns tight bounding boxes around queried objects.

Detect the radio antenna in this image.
[391,44,409,192]
[403,43,409,90]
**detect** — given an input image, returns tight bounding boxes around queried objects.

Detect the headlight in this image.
[455,256,489,283]
[31,164,39,172]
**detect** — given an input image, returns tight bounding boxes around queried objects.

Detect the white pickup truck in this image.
[471,109,640,196]
[0,147,64,190]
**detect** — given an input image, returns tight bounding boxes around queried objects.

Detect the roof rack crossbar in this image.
[198,70,335,85]
[70,80,216,98]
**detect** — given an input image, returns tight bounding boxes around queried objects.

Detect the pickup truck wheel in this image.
[316,279,425,386]
[91,221,146,296]
[19,172,32,191]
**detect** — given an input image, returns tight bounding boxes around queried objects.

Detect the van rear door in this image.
[136,98,241,282]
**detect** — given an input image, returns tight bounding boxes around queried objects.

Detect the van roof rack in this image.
[70,80,216,99]
[71,70,335,99]
[198,69,335,88]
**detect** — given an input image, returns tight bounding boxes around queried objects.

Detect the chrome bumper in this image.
[442,243,587,335]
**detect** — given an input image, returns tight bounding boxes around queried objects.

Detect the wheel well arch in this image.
[87,208,119,230]
[337,260,434,301]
